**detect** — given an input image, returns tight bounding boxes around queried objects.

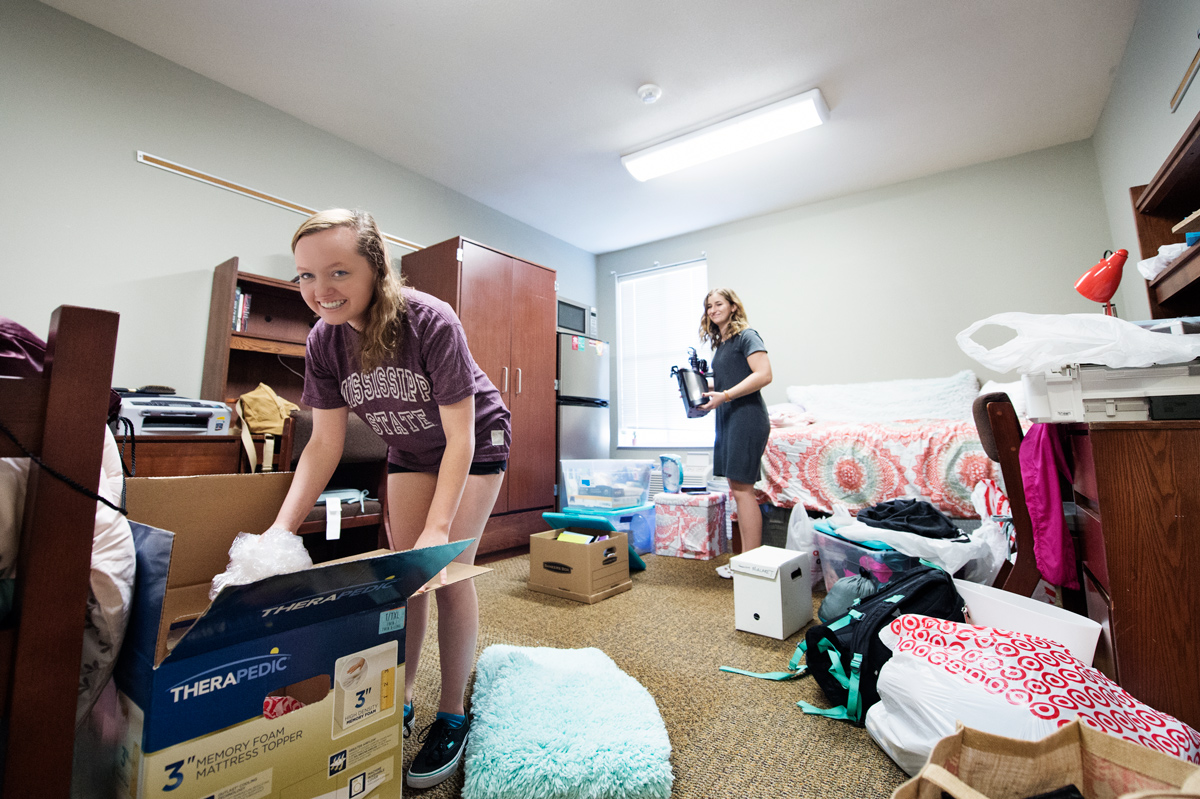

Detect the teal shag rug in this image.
[464,645,674,799]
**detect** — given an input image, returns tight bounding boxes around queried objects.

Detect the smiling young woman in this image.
[270,209,510,789]
[697,288,772,567]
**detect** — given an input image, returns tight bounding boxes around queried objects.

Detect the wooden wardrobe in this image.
[401,237,558,555]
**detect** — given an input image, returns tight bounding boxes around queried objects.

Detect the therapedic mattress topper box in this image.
[113,473,485,798]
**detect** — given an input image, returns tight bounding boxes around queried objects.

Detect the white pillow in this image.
[785,370,980,422]
[979,379,1027,420]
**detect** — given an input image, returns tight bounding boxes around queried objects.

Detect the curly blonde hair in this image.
[698,288,750,348]
[292,209,407,373]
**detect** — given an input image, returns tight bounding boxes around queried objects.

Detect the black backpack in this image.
[721,564,965,726]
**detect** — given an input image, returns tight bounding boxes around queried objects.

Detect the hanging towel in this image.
[1018,424,1079,589]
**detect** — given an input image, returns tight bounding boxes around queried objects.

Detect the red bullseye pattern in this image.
[887,615,1200,764]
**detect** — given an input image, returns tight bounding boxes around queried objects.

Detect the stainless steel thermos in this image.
[670,348,711,418]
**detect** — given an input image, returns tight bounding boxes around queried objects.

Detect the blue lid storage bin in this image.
[555,504,655,555]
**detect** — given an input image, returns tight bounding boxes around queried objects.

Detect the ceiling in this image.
[40,0,1139,255]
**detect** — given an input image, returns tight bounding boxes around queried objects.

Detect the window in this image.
[615,260,714,448]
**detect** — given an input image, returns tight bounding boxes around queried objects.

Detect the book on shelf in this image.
[231,289,252,333]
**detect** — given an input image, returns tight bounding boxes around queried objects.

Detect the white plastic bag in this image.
[1137,242,1189,280]
[865,616,1200,776]
[209,526,313,600]
[785,506,823,589]
[957,312,1200,374]
[958,482,1010,584]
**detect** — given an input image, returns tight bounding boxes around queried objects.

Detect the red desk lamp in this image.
[1075,249,1127,316]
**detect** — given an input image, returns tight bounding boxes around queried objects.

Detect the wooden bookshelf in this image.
[1131,108,1200,318]
[200,257,314,406]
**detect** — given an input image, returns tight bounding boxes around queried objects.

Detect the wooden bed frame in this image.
[0,306,119,797]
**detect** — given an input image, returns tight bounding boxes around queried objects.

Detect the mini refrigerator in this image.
[557,333,610,508]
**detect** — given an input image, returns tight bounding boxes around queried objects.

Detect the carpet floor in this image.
[402,551,908,798]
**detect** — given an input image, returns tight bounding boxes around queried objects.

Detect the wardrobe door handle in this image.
[516,367,522,395]
[501,366,508,393]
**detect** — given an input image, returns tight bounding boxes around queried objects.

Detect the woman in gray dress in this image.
[698,288,773,561]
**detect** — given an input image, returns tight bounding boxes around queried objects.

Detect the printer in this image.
[1022,360,1200,423]
[117,394,233,435]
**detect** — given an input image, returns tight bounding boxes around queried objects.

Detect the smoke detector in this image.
[637,84,663,104]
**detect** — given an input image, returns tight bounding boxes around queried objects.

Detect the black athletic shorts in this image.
[387,460,507,476]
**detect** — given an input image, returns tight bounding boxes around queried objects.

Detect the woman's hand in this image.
[698,391,728,411]
[411,524,451,551]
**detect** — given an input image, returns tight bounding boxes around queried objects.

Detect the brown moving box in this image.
[528,529,631,604]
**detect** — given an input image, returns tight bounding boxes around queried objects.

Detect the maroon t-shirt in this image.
[301,288,511,471]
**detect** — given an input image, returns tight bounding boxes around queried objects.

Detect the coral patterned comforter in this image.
[755,419,996,518]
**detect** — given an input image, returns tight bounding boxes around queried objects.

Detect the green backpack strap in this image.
[719,610,861,682]
[719,637,808,681]
[797,652,864,722]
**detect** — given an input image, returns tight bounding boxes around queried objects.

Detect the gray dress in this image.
[711,329,770,485]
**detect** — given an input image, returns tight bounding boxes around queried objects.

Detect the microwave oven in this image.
[557,296,598,338]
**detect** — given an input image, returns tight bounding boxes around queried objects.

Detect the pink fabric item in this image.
[1018,424,1078,590]
[653,492,727,559]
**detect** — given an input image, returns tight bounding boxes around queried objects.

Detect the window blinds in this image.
[615,261,714,448]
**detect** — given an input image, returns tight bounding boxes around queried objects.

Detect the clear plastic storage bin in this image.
[814,530,920,591]
[561,459,654,511]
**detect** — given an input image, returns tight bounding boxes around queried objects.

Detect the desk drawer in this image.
[1067,428,1098,502]
[1075,503,1108,594]
[1083,566,1118,683]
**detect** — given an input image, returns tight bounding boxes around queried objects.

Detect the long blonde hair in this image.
[698,288,750,348]
[292,209,407,373]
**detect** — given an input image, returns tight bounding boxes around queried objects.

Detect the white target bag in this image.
[865,615,1200,776]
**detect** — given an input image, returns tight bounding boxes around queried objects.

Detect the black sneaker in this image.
[403,704,414,739]
[406,716,470,789]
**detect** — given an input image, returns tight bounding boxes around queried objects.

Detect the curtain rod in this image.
[611,254,706,280]
[136,151,424,252]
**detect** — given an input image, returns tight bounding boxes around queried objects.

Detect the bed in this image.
[754,371,1018,519]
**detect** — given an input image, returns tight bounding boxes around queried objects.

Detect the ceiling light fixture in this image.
[621,87,829,182]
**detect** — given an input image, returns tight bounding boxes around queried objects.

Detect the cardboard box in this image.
[528,529,631,604]
[113,473,485,799]
[729,545,813,639]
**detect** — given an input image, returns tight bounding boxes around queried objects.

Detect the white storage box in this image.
[954,578,1102,664]
[562,459,653,510]
[729,546,812,640]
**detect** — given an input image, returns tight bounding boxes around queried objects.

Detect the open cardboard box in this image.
[113,473,486,799]
[528,516,630,604]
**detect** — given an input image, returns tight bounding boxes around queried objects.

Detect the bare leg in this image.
[728,478,762,551]
[386,469,503,713]
[386,471,437,707]
[432,471,501,715]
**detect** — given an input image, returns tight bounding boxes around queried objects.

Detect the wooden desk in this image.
[1064,421,1200,729]
[115,434,242,477]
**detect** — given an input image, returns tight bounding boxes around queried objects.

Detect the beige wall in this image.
[0,0,595,397]
[598,139,1111,458]
[1093,0,1200,321]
